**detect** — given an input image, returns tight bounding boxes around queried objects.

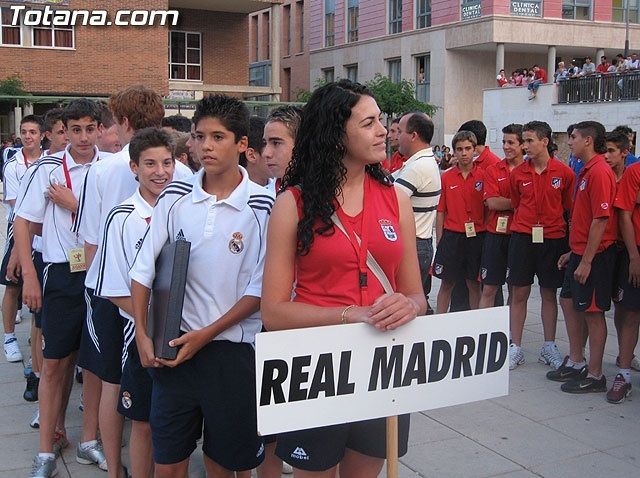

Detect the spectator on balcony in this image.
[596,56,611,74]
[555,62,569,82]
[527,65,547,100]
[625,53,639,70]
[568,60,581,77]
[510,70,524,87]
[496,69,508,87]
[581,57,596,76]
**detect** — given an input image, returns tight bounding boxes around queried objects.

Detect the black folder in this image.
[148,239,191,360]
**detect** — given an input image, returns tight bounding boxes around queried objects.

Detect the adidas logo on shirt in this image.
[291,447,309,460]
[176,229,186,241]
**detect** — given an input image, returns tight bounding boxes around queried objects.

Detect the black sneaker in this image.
[545,356,587,382]
[561,375,607,394]
[23,372,39,402]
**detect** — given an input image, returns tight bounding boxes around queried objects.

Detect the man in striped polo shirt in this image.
[393,112,441,313]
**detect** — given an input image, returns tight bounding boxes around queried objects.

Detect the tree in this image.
[365,73,437,127]
[0,74,29,96]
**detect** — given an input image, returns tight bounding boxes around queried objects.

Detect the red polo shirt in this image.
[510,158,574,238]
[484,159,516,234]
[614,163,640,246]
[474,147,501,171]
[383,151,406,173]
[570,154,617,255]
[438,164,486,233]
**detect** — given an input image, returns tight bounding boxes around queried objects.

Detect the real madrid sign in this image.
[510,0,542,17]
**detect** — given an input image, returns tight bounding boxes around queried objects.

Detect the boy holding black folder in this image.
[95,127,176,478]
[130,95,273,478]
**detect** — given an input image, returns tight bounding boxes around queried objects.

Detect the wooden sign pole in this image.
[386,415,399,478]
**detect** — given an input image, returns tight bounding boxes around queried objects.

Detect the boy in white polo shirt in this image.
[13,99,106,478]
[130,95,272,478]
[96,127,176,478]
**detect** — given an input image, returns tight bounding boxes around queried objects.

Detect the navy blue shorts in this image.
[118,319,152,422]
[41,263,86,360]
[78,290,124,384]
[433,230,484,282]
[32,251,45,329]
[480,232,511,286]
[506,232,567,289]
[563,246,616,312]
[275,415,410,471]
[612,246,640,311]
[149,340,264,469]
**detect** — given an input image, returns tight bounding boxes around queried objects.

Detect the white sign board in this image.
[256,307,509,435]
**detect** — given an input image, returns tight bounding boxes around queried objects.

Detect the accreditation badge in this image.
[496,216,509,234]
[68,247,87,272]
[465,222,476,238]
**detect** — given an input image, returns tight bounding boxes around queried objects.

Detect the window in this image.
[298,1,304,52]
[323,67,335,83]
[325,0,335,47]
[251,15,259,61]
[249,61,271,86]
[416,0,432,28]
[415,55,430,102]
[613,0,639,23]
[33,22,73,48]
[169,31,201,81]
[284,5,291,55]
[389,0,402,33]
[388,58,401,83]
[562,0,591,19]
[345,64,358,82]
[1,7,20,45]
[347,0,359,43]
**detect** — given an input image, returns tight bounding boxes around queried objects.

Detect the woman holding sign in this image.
[262,80,426,477]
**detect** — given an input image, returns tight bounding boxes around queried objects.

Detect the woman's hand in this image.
[366,293,419,331]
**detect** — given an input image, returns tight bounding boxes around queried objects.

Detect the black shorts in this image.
[78,290,124,384]
[149,340,264,470]
[564,246,616,312]
[0,223,20,287]
[41,263,86,359]
[480,233,511,286]
[612,246,640,311]
[32,251,45,328]
[506,232,567,289]
[275,415,410,471]
[433,230,484,282]
[118,319,153,422]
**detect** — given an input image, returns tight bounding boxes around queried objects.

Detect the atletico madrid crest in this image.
[551,177,561,189]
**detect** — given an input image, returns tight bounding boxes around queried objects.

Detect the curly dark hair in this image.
[282,79,389,255]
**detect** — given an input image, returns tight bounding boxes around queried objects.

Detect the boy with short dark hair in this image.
[434,131,485,313]
[262,105,302,190]
[130,95,272,477]
[96,127,176,477]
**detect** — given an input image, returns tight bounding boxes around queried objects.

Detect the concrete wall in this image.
[482,84,640,153]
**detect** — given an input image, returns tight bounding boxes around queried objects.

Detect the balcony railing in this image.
[557,71,640,104]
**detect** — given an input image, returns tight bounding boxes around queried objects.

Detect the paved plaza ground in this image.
[0,203,639,478]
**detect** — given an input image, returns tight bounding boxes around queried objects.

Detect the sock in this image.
[4,333,16,343]
[587,373,602,380]
[34,372,40,378]
[544,341,555,347]
[80,439,97,450]
[567,359,586,369]
[38,452,55,460]
[619,369,632,383]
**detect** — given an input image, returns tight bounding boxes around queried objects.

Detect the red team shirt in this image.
[383,151,407,173]
[510,158,575,239]
[614,163,640,246]
[483,159,515,234]
[570,154,617,255]
[474,147,501,171]
[438,164,486,233]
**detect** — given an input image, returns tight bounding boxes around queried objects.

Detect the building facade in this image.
[306,0,640,143]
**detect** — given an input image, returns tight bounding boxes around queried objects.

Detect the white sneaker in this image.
[15,312,22,324]
[631,355,640,372]
[509,344,524,370]
[30,408,40,429]
[4,337,22,362]
[539,342,564,370]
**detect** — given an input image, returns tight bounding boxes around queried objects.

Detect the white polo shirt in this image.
[129,166,274,343]
[14,146,101,263]
[77,144,193,290]
[392,147,442,239]
[94,189,152,321]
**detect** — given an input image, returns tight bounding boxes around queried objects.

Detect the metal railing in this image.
[557,71,640,104]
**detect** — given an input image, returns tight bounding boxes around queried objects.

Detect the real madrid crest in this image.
[121,391,132,409]
[379,219,398,242]
[229,232,244,254]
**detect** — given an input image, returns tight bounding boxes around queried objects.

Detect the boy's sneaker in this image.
[4,337,22,362]
[76,441,108,471]
[15,311,22,324]
[52,431,69,457]
[24,372,39,402]
[615,355,640,372]
[509,343,525,370]
[29,455,57,477]
[30,408,40,428]
[606,374,632,404]
[538,343,564,369]
[546,356,587,382]
[24,357,33,378]
[561,375,607,394]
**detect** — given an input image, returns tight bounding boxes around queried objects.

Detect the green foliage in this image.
[365,73,436,121]
[296,76,330,102]
[0,75,29,96]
